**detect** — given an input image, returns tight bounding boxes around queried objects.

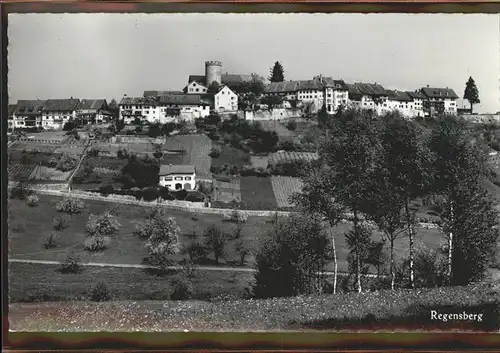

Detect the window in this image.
[196,88,199,92]
[165,177,173,181]
[185,176,192,181]
[175,176,183,181]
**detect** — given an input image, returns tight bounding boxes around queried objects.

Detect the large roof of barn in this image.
[119,96,158,105]
[43,99,81,111]
[265,78,348,93]
[420,87,459,99]
[144,90,184,97]
[159,164,195,175]
[78,99,107,110]
[14,100,47,115]
[406,91,427,100]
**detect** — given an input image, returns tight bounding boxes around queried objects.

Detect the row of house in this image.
[264,74,459,118]
[8,98,115,132]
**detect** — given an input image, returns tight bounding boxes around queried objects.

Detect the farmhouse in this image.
[386,90,415,118]
[118,96,160,124]
[158,94,211,120]
[346,83,389,115]
[420,86,459,116]
[158,164,196,190]
[77,99,114,125]
[13,100,46,130]
[42,98,81,130]
[214,85,238,113]
[143,90,184,97]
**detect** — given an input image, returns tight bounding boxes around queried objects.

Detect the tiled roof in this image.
[387,90,412,102]
[14,100,47,115]
[188,75,206,84]
[323,78,348,90]
[222,74,253,84]
[159,94,210,106]
[119,96,158,105]
[159,164,195,175]
[297,80,324,91]
[43,99,81,112]
[354,83,388,96]
[420,87,459,99]
[9,104,17,116]
[265,81,299,93]
[78,99,106,110]
[406,91,427,100]
[144,90,184,97]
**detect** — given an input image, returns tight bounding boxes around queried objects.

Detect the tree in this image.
[463,76,480,114]
[428,115,488,284]
[121,155,160,188]
[108,98,119,113]
[253,213,329,298]
[367,112,432,289]
[145,216,181,270]
[317,107,382,293]
[344,225,374,291]
[203,225,227,265]
[148,123,162,138]
[55,197,85,219]
[293,161,344,294]
[261,95,283,110]
[269,61,285,82]
[84,211,121,251]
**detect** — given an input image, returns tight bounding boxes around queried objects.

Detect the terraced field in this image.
[8,164,36,181]
[271,176,303,209]
[213,178,241,203]
[163,134,212,180]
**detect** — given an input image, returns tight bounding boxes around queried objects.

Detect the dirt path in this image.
[8,258,384,278]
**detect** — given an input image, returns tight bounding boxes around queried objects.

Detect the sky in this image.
[8,13,500,113]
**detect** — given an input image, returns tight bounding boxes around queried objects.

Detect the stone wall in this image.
[244,108,302,121]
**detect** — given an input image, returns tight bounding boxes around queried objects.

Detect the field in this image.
[250,156,269,169]
[8,150,55,165]
[271,176,303,209]
[8,193,453,304]
[162,134,212,179]
[240,176,278,210]
[9,142,57,153]
[211,143,250,169]
[269,151,318,165]
[259,120,298,142]
[213,178,242,204]
[8,164,36,181]
[28,166,72,182]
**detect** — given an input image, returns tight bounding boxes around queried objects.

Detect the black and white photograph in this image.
[7,12,500,332]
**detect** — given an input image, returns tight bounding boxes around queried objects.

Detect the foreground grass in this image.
[9,281,499,332]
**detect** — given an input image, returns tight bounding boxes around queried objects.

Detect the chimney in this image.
[426,85,429,88]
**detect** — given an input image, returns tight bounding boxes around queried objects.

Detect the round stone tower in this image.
[205,61,222,87]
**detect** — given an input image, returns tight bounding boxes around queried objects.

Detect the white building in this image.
[119,96,160,124]
[214,85,238,113]
[346,83,390,116]
[184,81,208,95]
[158,164,196,191]
[420,86,459,116]
[406,91,426,118]
[41,99,80,130]
[13,100,45,130]
[324,79,349,114]
[158,94,211,120]
[76,99,115,125]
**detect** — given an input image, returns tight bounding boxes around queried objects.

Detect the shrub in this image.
[43,233,58,249]
[184,240,207,262]
[286,121,297,131]
[85,212,121,237]
[84,235,107,252]
[56,197,85,217]
[99,184,114,197]
[209,146,221,158]
[142,186,159,202]
[242,155,251,163]
[172,189,188,200]
[223,209,248,223]
[170,275,194,300]
[26,194,39,207]
[159,186,174,200]
[60,252,82,274]
[10,182,33,200]
[91,281,112,302]
[52,216,68,231]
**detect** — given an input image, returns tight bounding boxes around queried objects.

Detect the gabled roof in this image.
[265,81,299,93]
[353,83,388,96]
[406,91,427,100]
[420,87,459,99]
[296,80,324,91]
[119,96,158,105]
[9,104,17,116]
[159,164,195,175]
[188,75,206,84]
[323,78,348,90]
[159,94,210,106]
[222,74,253,84]
[387,90,412,102]
[43,99,81,112]
[215,85,236,95]
[78,99,107,110]
[14,100,47,115]
[144,90,184,97]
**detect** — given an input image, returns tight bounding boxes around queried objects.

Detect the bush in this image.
[10,183,33,200]
[56,197,85,217]
[99,184,114,197]
[84,235,107,252]
[172,189,188,200]
[286,121,297,131]
[26,194,39,207]
[223,209,248,223]
[43,233,58,249]
[184,241,207,262]
[91,281,112,302]
[142,187,159,202]
[52,216,68,231]
[209,146,221,158]
[60,252,82,274]
[170,275,194,300]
